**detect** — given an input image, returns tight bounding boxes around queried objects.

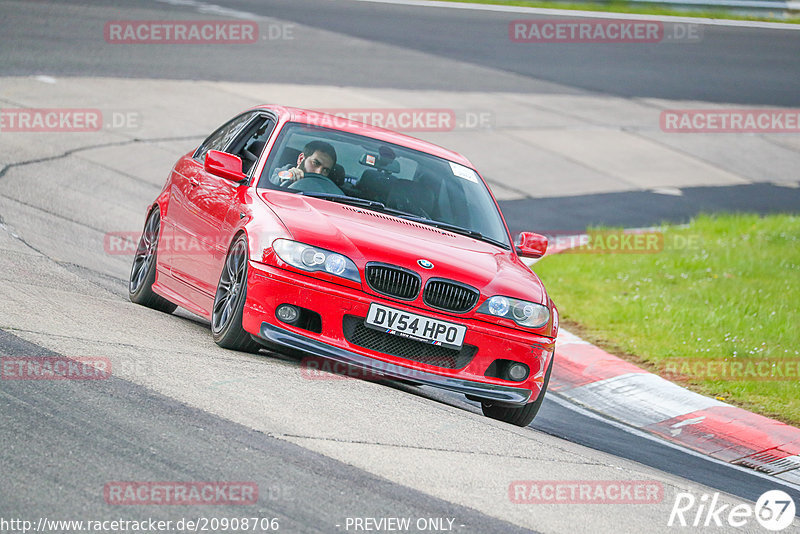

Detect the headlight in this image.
[477,295,550,328]
[273,239,360,283]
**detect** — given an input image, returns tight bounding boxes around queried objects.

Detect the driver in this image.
[270,140,337,187]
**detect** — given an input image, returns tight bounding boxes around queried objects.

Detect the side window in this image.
[194,112,257,162]
[228,116,275,176]
[256,125,299,189]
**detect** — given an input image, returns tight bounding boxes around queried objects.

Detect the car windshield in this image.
[257,122,510,248]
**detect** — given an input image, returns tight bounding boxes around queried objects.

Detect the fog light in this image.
[276,304,299,324]
[507,362,528,382]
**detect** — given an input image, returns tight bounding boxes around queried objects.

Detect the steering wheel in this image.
[288,173,344,195]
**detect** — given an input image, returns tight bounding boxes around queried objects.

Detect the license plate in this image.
[364,303,466,350]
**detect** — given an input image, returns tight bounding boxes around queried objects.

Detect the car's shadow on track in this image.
[256,339,492,420]
[163,303,529,426]
[172,307,212,328]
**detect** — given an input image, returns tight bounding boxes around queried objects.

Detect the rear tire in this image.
[211,235,261,353]
[482,353,554,427]
[128,209,177,314]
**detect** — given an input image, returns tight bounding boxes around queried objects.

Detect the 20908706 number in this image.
[365,303,467,350]
[195,517,279,531]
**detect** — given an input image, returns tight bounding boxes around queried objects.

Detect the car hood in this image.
[261,192,547,304]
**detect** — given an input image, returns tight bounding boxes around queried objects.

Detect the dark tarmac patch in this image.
[500,183,800,234]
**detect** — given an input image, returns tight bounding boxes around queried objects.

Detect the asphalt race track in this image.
[1,1,799,533]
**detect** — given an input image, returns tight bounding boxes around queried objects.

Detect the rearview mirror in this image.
[516,232,548,258]
[205,150,247,183]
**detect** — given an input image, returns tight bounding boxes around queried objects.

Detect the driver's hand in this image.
[279,167,304,183]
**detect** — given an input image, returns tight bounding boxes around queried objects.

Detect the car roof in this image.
[252,105,476,168]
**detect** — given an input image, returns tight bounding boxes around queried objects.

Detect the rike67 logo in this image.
[668,490,796,531]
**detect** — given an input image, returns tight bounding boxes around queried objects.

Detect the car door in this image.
[173,113,275,296]
[168,112,258,292]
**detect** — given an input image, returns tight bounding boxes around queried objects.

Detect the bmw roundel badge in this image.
[417,259,434,269]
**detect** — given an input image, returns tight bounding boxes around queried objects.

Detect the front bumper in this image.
[257,322,533,404]
[244,260,554,406]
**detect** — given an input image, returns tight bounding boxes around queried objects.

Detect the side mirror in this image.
[516,232,548,259]
[205,150,247,183]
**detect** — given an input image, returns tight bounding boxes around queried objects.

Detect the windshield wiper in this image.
[386,211,510,250]
[297,191,387,210]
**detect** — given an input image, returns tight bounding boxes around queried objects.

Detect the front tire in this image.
[128,209,177,314]
[211,235,261,353]
[482,353,554,427]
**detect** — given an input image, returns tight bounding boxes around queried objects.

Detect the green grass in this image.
[439,0,800,23]
[533,213,800,425]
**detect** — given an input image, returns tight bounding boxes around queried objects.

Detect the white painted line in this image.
[556,327,592,345]
[778,455,800,471]
[34,75,57,84]
[549,393,800,491]
[738,453,800,474]
[667,415,708,436]
[769,455,800,474]
[353,0,800,30]
[651,187,684,196]
[561,372,727,427]
[777,468,800,486]
[153,0,261,20]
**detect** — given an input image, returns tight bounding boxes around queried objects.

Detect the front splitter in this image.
[257,322,532,405]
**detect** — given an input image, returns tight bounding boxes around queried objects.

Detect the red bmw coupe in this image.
[129,105,558,426]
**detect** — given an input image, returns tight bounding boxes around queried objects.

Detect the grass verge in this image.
[533,213,800,426]
[439,0,800,23]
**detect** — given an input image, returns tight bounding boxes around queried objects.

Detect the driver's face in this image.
[299,151,334,177]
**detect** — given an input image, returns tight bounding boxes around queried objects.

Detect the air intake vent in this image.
[341,206,457,237]
[343,315,477,369]
[424,279,480,313]
[365,263,421,300]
